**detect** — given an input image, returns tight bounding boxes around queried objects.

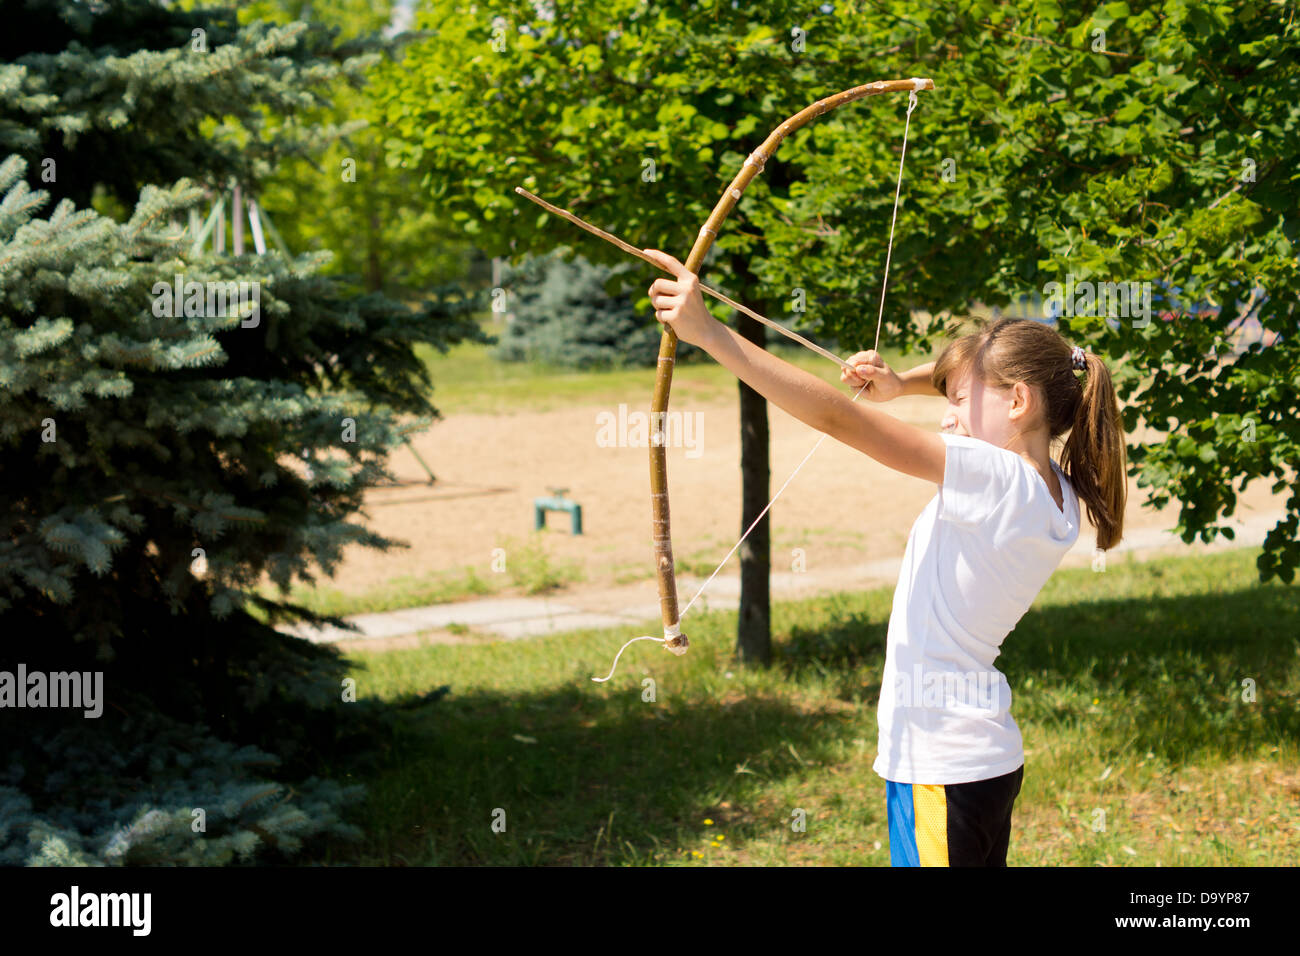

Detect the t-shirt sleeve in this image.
[937,433,1019,528]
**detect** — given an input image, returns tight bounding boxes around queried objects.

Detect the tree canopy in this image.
[376,0,1299,580]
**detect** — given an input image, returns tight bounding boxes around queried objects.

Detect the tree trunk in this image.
[730,254,771,667]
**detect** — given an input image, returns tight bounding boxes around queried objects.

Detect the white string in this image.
[874,89,918,355]
[594,89,923,683]
[591,636,666,683]
[678,385,873,620]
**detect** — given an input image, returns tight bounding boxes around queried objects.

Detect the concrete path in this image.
[274,509,1288,647]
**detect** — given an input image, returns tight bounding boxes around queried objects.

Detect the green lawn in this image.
[245,532,585,621]
[311,545,1300,866]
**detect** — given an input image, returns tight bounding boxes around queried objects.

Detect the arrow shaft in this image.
[514,187,852,370]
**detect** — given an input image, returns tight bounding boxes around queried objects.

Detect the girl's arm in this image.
[841,354,942,399]
[898,361,944,397]
[701,320,947,484]
[642,247,946,484]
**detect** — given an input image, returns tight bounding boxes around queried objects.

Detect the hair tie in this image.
[1070,345,1086,371]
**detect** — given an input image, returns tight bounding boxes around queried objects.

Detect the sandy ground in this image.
[261,385,1293,608]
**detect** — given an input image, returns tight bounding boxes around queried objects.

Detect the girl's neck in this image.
[1003,432,1064,510]
[1002,431,1055,478]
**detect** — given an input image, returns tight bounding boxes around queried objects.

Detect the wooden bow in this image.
[514,77,933,665]
[649,78,933,655]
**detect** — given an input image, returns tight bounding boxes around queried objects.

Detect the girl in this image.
[643,248,1128,867]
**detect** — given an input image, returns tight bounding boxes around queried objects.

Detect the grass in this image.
[244,533,584,621]
[309,544,1300,866]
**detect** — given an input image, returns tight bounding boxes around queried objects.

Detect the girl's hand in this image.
[643,249,716,348]
[840,349,904,402]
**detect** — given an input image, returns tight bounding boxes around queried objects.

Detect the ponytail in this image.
[1060,351,1127,550]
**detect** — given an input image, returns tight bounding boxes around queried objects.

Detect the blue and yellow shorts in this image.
[886,765,1024,866]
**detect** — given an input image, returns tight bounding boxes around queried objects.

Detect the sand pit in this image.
[261,386,1292,607]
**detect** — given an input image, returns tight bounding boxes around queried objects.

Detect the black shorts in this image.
[886,764,1024,866]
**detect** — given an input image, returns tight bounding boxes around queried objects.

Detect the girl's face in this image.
[939,367,1020,447]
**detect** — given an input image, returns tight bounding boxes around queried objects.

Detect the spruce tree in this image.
[496,249,688,369]
[0,0,485,864]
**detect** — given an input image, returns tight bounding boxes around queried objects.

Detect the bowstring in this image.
[593,88,922,683]
[875,90,919,353]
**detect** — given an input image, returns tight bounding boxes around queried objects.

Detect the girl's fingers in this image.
[846,350,883,371]
[649,280,686,302]
[643,248,691,277]
[652,295,686,324]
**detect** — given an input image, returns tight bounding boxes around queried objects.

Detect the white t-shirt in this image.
[872,432,1080,784]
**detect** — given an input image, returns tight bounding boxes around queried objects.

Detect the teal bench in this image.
[534,487,583,535]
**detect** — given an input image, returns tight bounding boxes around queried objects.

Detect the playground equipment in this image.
[184,181,436,488]
[534,487,583,535]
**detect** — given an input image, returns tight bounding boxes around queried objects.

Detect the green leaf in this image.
[1114,100,1144,123]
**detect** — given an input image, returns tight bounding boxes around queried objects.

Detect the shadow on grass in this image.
[321,682,861,865]
[319,571,1297,866]
[778,577,1299,761]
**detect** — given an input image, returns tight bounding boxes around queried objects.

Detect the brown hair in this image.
[930,318,1127,550]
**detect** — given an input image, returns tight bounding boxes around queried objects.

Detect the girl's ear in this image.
[1008,381,1034,418]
